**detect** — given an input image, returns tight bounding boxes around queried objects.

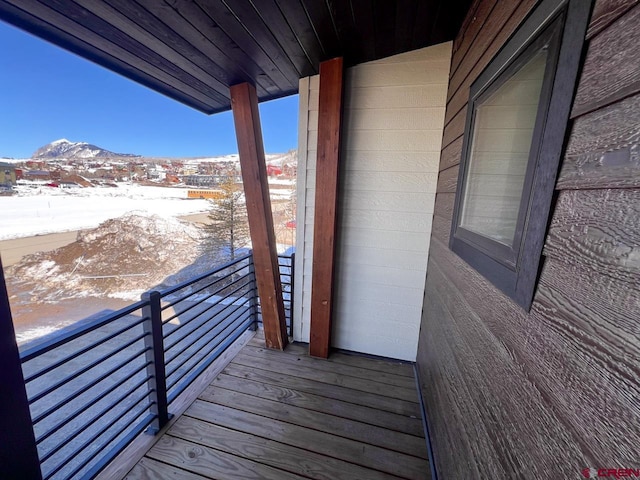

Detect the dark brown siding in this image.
[417,1,640,478]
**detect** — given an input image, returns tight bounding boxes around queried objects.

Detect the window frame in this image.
[449,0,592,310]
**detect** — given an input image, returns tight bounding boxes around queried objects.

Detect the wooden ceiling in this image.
[0,0,471,114]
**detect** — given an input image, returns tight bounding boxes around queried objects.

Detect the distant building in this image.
[147,164,167,180]
[23,170,52,181]
[187,189,224,199]
[0,162,17,186]
[266,165,282,176]
[183,174,241,187]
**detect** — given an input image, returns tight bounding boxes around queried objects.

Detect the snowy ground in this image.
[1,184,210,240]
[3,180,295,344]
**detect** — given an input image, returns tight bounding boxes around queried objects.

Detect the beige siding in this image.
[293,76,318,342]
[295,43,451,359]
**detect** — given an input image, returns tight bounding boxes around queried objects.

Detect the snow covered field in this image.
[3,180,295,343]
[1,184,210,240]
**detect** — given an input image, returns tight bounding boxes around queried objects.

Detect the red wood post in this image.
[0,257,43,479]
[309,57,344,358]
[230,82,288,350]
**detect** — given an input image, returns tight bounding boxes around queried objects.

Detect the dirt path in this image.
[0,231,79,267]
[0,213,211,267]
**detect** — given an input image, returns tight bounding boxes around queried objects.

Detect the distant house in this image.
[0,162,16,187]
[25,160,45,170]
[183,173,241,187]
[23,170,51,181]
[266,164,282,176]
[61,174,92,187]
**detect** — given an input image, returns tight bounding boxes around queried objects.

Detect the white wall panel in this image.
[342,151,441,172]
[344,107,446,131]
[339,191,434,212]
[338,228,431,252]
[345,84,447,110]
[295,44,452,358]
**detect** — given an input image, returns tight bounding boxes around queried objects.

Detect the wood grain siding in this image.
[573,3,640,117]
[558,92,640,189]
[0,258,42,479]
[418,0,640,477]
[295,43,451,360]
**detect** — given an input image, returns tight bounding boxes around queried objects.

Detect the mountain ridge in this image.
[32,139,141,159]
[29,139,297,166]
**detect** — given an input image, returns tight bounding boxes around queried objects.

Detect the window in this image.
[450,0,592,310]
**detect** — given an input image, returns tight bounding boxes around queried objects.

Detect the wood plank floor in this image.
[125,331,430,480]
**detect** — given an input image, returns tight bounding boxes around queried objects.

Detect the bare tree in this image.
[202,177,250,260]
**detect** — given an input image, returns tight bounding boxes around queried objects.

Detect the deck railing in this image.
[155,254,256,406]
[16,251,294,480]
[256,253,295,337]
[20,300,156,480]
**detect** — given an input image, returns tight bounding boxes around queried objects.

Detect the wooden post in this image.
[0,257,43,479]
[309,57,344,358]
[230,82,288,350]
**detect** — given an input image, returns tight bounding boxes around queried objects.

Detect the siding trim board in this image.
[413,363,440,480]
[293,77,311,342]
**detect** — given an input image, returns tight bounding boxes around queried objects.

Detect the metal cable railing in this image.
[16,251,295,479]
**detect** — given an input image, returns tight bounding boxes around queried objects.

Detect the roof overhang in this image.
[0,0,470,114]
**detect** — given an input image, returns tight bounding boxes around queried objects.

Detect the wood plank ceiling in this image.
[0,0,470,114]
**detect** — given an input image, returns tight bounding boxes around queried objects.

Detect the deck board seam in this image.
[221,363,422,416]
[160,428,409,480]
[126,329,432,480]
[178,408,427,480]
[247,339,416,377]
[241,345,417,386]
[191,396,428,460]
[139,454,217,480]
[229,356,421,403]
[210,372,426,437]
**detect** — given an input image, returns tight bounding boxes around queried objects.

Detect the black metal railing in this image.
[15,251,298,480]
[20,301,157,480]
[156,254,256,405]
[256,253,295,337]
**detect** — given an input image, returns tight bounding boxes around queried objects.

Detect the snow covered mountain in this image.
[32,139,140,159]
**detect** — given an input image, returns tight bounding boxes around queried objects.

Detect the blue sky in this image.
[0,20,299,159]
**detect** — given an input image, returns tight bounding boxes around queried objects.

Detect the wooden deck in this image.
[125,331,430,480]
